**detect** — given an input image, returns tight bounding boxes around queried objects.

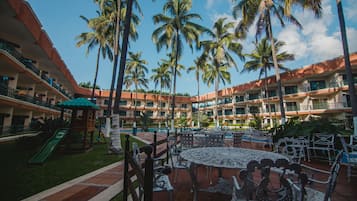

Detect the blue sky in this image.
[26,0,357,96]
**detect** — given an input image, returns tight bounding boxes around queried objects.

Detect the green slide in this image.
[28,128,69,164]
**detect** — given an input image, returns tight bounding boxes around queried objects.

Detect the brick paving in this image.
[23,132,167,201]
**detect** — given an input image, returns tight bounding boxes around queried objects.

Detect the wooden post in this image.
[166,128,170,164]
[143,145,153,201]
[122,134,130,201]
[153,131,157,158]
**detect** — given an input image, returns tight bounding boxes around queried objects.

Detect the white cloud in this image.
[277,26,307,59]
[205,0,231,10]
[212,13,237,24]
[345,0,357,20]
[346,27,357,53]
[308,34,342,60]
[205,0,215,9]
[274,0,345,64]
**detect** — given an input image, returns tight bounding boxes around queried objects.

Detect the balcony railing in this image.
[1,39,72,99]
[0,84,62,111]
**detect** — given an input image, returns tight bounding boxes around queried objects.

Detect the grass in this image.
[0,133,145,201]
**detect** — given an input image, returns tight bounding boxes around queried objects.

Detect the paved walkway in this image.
[22,132,168,201]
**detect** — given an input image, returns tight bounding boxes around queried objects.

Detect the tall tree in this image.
[335,0,357,136]
[187,57,207,128]
[200,17,244,128]
[93,0,141,116]
[242,38,294,127]
[152,0,210,131]
[76,14,113,101]
[123,51,149,127]
[232,0,322,124]
[151,63,171,129]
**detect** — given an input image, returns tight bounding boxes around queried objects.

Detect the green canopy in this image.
[57,98,99,110]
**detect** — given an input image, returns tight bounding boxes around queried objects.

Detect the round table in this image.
[180,147,288,169]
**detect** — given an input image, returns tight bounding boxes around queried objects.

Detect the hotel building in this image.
[0,0,356,136]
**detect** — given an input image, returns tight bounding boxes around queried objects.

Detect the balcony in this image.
[1,39,72,99]
[0,84,61,111]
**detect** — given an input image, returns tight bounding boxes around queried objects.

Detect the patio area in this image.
[152,141,357,201]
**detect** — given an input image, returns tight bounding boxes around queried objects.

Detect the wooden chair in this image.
[122,135,173,201]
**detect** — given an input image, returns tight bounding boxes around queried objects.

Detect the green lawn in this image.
[0,133,145,201]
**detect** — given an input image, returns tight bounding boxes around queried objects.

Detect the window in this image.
[103,110,108,116]
[146,101,154,107]
[206,111,213,116]
[119,100,127,106]
[134,101,141,106]
[286,102,298,111]
[181,103,187,108]
[218,110,222,116]
[224,109,233,115]
[146,111,153,117]
[161,102,166,107]
[119,110,126,116]
[342,74,357,85]
[285,86,298,95]
[134,111,141,116]
[267,90,276,97]
[248,93,259,100]
[224,97,232,104]
[104,99,110,105]
[160,111,166,117]
[225,120,233,124]
[181,112,187,117]
[249,106,259,114]
[235,107,245,114]
[266,104,276,112]
[309,80,326,91]
[235,95,244,102]
[312,99,328,109]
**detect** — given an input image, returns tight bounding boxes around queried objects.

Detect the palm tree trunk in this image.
[159,87,162,129]
[107,0,122,116]
[336,0,357,135]
[113,0,134,114]
[134,84,138,124]
[171,33,180,131]
[267,12,286,125]
[265,66,273,128]
[197,71,200,128]
[215,69,219,128]
[91,46,101,101]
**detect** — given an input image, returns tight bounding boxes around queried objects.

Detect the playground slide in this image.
[28,128,69,164]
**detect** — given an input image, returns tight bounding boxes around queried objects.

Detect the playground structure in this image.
[58,98,99,152]
[28,98,99,164]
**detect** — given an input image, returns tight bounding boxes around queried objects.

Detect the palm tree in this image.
[200,17,244,128]
[151,63,171,129]
[152,0,210,131]
[187,57,207,128]
[335,0,357,135]
[242,38,294,127]
[113,0,144,115]
[93,0,142,116]
[123,51,149,126]
[76,14,113,101]
[232,0,322,124]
